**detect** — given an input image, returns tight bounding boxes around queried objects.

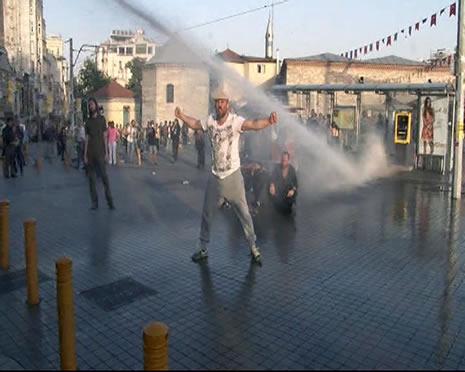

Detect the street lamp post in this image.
[452,0,465,199]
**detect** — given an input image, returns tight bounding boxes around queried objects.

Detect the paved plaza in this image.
[0,143,464,370]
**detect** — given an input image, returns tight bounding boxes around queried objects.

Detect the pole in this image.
[143,322,169,370]
[69,38,75,130]
[24,219,39,305]
[56,257,77,370]
[452,0,465,199]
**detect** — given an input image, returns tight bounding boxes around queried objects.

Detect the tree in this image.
[75,59,111,97]
[126,57,145,98]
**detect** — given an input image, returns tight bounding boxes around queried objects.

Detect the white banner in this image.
[418,96,449,156]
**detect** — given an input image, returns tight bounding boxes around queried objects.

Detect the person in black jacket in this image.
[171,119,181,162]
[2,118,17,178]
[269,151,298,214]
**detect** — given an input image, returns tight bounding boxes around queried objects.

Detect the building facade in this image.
[142,40,210,125]
[97,28,159,86]
[90,81,136,126]
[278,53,454,118]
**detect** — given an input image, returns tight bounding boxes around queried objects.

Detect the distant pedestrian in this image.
[269,151,298,215]
[171,119,181,162]
[2,118,17,178]
[106,121,119,165]
[84,97,115,210]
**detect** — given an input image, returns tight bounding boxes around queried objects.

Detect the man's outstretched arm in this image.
[175,107,202,131]
[242,112,278,131]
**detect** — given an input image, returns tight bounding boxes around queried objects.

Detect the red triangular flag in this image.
[364,45,368,54]
[415,22,420,30]
[448,55,452,65]
[387,36,392,46]
[450,2,456,17]
[345,52,348,58]
[354,50,358,58]
[376,41,380,51]
[431,13,437,26]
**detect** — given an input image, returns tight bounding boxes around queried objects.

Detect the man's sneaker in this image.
[191,248,208,262]
[250,245,261,263]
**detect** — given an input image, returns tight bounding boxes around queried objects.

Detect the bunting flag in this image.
[341,2,457,59]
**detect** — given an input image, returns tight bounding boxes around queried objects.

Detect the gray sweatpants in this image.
[200,169,256,248]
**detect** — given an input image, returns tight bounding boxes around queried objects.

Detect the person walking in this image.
[84,97,115,210]
[2,118,17,178]
[171,119,181,162]
[174,89,278,264]
[106,121,119,165]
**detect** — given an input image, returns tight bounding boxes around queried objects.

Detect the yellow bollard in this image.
[143,322,169,371]
[24,218,39,305]
[23,144,29,163]
[34,155,41,173]
[0,200,9,270]
[65,150,71,170]
[56,257,77,371]
[137,148,142,166]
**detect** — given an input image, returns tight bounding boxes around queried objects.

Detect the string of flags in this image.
[341,2,457,60]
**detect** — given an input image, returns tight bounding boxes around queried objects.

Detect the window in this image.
[126,47,133,55]
[109,47,117,53]
[148,46,153,55]
[257,64,266,74]
[136,44,146,54]
[166,84,174,103]
[118,47,125,55]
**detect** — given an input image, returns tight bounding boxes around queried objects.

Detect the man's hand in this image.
[269,184,276,196]
[287,189,295,198]
[175,107,182,120]
[269,112,278,125]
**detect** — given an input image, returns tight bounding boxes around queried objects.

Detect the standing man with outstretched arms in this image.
[175,89,278,264]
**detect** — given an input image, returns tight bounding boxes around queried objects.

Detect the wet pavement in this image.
[1,143,465,370]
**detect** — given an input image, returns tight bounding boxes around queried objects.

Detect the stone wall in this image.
[152,64,210,123]
[282,60,454,118]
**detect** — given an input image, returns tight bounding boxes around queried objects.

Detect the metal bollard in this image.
[24,219,39,305]
[0,200,9,270]
[143,322,169,371]
[34,155,41,173]
[65,151,71,170]
[56,257,77,371]
[137,148,142,166]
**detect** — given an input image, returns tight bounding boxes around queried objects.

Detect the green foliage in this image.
[75,59,111,97]
[125,57,145,98]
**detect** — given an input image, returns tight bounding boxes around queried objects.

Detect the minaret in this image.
[265,11,273,59]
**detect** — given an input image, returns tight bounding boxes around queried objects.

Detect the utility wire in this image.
[182,0,288,31]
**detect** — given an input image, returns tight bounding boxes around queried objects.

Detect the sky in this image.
[44,0,458,70]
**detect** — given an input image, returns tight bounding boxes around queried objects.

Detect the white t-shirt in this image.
[202,113,245,179]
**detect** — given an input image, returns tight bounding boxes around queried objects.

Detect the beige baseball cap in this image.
[212,89,229,101]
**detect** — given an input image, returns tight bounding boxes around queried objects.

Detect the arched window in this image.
[166,84,174,103]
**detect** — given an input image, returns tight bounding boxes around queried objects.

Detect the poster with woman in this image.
[418,96,449,156]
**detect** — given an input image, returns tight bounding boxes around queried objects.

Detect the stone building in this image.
[97,29,159,86]
[277,53,454,118]
[141,39,210,125]
[90,81,136,126]
[0,0,59,119]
